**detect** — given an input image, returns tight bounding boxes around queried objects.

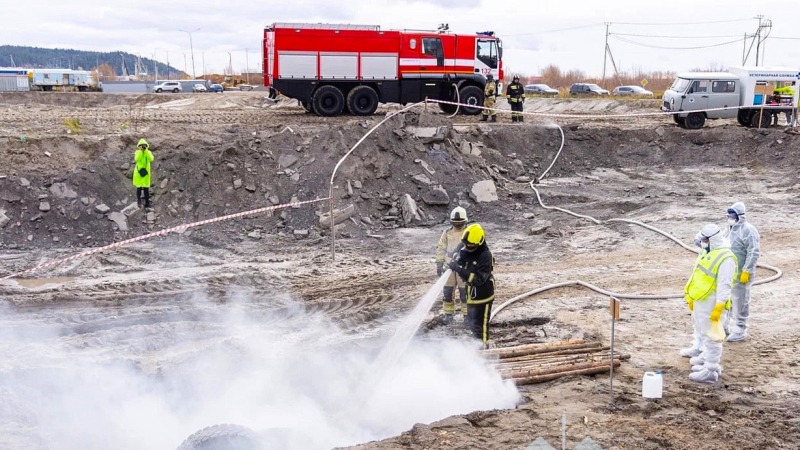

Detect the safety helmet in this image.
[450,206,467,222]
[461,223,485,248]
[513,75,520,82]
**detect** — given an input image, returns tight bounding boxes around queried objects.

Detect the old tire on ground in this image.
[458,85,484,115]
[750,111,772,129]
[176,424,261,450]
[737,109,751,127]
[346,85,379,116]
[673,115,685,126]
[684,112,705,130]
[312,85,345,117]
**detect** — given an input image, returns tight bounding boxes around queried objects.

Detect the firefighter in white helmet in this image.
[435,206,469,325]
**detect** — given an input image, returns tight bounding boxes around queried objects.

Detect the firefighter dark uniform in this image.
[448,223,495,345]
[435,207,468,324]
[506,75,525,122]
[481,75,497,122]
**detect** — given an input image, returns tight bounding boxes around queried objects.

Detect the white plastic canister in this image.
[642,371,663,398]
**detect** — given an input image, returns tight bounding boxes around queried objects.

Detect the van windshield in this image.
[670,78,691,92]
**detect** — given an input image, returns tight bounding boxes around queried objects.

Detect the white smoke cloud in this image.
[0,285,519,449]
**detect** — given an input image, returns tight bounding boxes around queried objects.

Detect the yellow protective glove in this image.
[710,303,725,322]
[739,271,751,284]
[685,297,694,312]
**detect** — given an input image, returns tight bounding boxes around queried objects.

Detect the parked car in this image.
[238,84,255,91]
[209,84,224,93]
[613,85,654,97]
[524,84,559,95]
[153,81,182,93]
[192,83,208,93]
[569,83,609,96]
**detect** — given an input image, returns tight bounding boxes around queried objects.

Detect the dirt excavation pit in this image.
[1,93,799,449]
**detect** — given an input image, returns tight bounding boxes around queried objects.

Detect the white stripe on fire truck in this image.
[399,58,476,67]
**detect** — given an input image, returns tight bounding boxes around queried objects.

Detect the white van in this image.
[662,66,799,129]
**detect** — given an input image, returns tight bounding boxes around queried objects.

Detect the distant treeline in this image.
[0,45,177,77]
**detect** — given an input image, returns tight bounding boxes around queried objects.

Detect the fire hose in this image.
[490,123,783,319]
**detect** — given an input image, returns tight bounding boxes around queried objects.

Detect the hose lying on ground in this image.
[491,123,783,319]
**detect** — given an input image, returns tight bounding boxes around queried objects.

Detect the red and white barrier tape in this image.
[1,197,329,281]
[425,98,762,120]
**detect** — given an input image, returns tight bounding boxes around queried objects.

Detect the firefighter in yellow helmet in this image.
[435,207,469,325]
[480,74,497,122]
[506,75,525,122]
[448,223,495,345]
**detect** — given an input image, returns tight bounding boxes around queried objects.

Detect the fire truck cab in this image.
[263,23,503,116]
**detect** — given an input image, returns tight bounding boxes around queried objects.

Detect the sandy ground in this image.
[0,92,799,449]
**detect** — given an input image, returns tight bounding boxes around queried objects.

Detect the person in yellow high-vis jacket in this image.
[132,139,154,208]
[434,206,469,325]
[681,223,737,384]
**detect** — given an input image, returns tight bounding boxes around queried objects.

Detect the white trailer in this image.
[661,66,799,129]
[0,68,30,92]
[31,68,96,91]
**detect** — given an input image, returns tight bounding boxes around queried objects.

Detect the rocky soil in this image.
[1,92,799,450]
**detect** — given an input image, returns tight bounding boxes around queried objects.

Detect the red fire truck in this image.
[262,23,503,116]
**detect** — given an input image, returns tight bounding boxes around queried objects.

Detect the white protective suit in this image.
[684,224,736,384]
[725,201,760,340]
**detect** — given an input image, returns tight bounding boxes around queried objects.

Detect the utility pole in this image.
[179,27,200,79]
[602,22,610,82]
[202,52,206,78]
[245,48,250,84]
[754,15,763,67]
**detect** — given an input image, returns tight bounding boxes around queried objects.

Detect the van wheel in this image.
[750,111,772,128]
[458,85,484,115]
[737,110,751,127]
[684,112,705,130]
[346,86,379,116]
[312,85,345,116]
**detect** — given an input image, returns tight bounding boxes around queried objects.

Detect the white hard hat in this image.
[450,206,467,222]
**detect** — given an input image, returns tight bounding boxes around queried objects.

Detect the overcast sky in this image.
[3,0,800,79]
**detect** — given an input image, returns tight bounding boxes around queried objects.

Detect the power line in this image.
[610,32,748,39]
[768,36,800,40]
[610,18,753,26]
[610,35,744,50]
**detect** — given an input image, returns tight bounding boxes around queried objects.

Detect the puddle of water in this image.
[14,277,75,288]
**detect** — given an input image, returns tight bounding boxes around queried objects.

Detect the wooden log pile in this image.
[481,339,629,386]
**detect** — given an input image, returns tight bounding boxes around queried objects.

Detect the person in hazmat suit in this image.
[132,139,154,208]
[448,223,495,346]
[682,223,737,384]
[480,74,497,122]
[724,201,760,342]
[506,75,525,122]
[435,207,469,325]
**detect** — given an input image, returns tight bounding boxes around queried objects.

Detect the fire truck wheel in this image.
[439,102,458,114]
[458,86,484,115]
[313,85,345,116]
[301,101,314,113]
[346,86,379,116]
[684,112,705,130]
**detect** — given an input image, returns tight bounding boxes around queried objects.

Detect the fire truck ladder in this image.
[271,22,380,31]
